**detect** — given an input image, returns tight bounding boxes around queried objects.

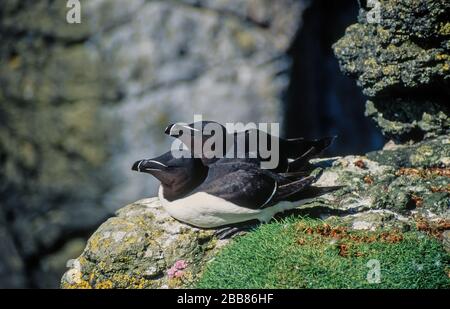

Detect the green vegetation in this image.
[197,218,450,289]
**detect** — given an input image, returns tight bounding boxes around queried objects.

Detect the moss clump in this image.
[196,218,450,289]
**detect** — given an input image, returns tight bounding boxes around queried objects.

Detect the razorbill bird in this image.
[165,120,335,172]
[131,150,313,202]
[134,154,341,229]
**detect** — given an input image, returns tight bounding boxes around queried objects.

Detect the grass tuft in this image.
[197,217,450,289]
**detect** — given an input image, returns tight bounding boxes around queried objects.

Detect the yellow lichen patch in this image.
[83,273,155,289]
[376,26,390,41]
[382,65,396,75]
[87,234,113,254]
[436,54,449,61]
[94,280,114,289]
[62,279,92,289]
[363,58,378,69]
[409,145,435,165]
[439,22,450,36]
[204,237,218,251]
[235,30,256,52]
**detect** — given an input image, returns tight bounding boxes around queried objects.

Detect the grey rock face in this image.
[61,136,450,289]
[0,211,26,288]
[0,0,118,288]
[333,0,450,142]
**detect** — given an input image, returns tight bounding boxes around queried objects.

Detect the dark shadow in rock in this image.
[279,205,354,220]
[208,205,357,239]
[282,0,384,156]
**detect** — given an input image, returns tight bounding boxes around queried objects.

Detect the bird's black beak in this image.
[164,124,174,135]
[132,159,168,173]
[164,123,187,138]
[165,123,183,138]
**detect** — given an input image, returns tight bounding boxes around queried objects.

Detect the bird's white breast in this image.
[158,186,313,228]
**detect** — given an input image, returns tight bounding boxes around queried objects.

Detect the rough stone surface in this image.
[333,0,450,142]
[0,0,118,288]
[61,198,225,289]
[61,136,450,289]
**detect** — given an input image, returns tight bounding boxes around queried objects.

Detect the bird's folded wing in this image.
[193,168,277,209]
[274,176,316,201]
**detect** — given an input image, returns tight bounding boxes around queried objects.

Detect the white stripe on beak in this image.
[137,160,143,172]
[147,160,168,168]
[170,123,200,135]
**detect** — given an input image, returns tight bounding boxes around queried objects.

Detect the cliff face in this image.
[61,0,449,289]
[0,0,305,287]
[0,0,118,288]
[333,0,450,142]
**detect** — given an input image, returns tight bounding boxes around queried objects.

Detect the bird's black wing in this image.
[273,176,316,201]
[193,163,277,209]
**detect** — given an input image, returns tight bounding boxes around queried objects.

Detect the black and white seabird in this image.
[165,120,335,172]
[133,154,341,229]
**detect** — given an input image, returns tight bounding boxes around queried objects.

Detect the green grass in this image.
[197,218,450,289]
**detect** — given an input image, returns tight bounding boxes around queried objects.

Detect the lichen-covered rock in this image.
[62,137,449,289]
[333,0,450,142]
[365,99,449,142]
[61,198,227,289]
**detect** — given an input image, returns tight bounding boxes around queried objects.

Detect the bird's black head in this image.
[132,150,208,200]
[164,121,228,162]
[164,121,225,138]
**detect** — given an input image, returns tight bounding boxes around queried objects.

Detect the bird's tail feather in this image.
[286,185,344,202]
[284,136,335,158]
[275,176,316,201]
[286,136,336,172]
[279,171,312,179]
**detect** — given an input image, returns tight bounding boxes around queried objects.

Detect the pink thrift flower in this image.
[167,267,177,279]
[174,270,184,278]
[174,260,187,270]
[168,260,188,279]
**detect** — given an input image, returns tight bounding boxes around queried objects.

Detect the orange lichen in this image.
[396,167,450,178]
[430,185,450,193]
[415,218,450,239]
[295,223,403,244]
[338,244,349,257]
[354,160,367,169]
[363,174,374,185]
[411,194,424,207]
